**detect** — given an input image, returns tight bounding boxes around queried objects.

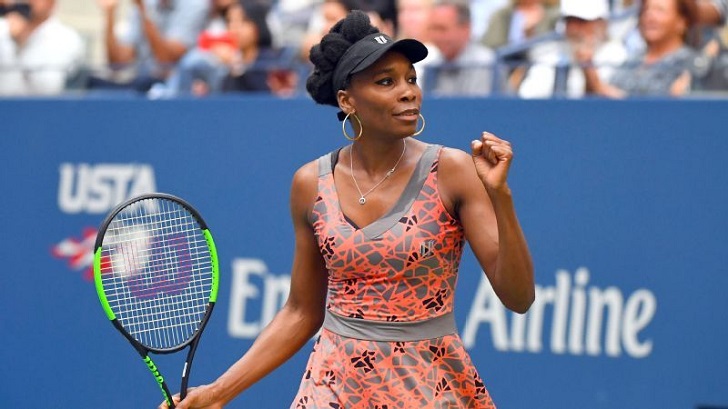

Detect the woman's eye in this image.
[376,78,393,86]
[409,76,418,84]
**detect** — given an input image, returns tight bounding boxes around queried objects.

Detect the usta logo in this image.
[58,163,156,214]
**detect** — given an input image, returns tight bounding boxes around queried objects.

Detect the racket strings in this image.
[99,198,214,350]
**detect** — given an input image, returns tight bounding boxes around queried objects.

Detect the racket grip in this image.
[180,361,190,401]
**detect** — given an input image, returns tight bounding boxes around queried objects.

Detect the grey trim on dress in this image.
[315,143,441,239]
[323,309,457,342]
[360,144,439,240]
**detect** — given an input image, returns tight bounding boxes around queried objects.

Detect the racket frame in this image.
[93,193,219,408]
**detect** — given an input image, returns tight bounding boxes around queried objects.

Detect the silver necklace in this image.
[349,139,407,205]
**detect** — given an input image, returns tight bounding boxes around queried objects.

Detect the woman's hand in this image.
[158,385,224,409]
[470,132,513,194]
[670,70,692,96]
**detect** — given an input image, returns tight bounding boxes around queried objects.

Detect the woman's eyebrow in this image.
[369,65,417,76]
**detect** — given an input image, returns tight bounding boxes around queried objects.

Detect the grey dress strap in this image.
[316,149,338,177]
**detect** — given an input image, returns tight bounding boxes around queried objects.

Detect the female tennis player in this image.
[160,10,534,409]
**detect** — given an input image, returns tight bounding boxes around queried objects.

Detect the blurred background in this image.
[1,0,727,408]
[2,0,728,98]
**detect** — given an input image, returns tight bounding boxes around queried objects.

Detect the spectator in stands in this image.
[481,0,559,88]
[689,0,728,91]
[581,0,700,97]
[147,0,233,97]
[359,0,397,37]
[396,0,432,41]
[423,0,496,96]
[157,1,295,96]
[517,0,628,98]
[481,0,559,49]
[0,0,85,95]
[221,1,297,95]
[395,0,442,82]
[299,0,400,66]
[267,0,319,49]
[469,0,509,42]
[91,0,209,92]
[201,0,237,35]
[299,0,356,62]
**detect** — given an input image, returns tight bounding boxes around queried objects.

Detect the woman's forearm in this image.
[104,11,136,65]
[210,304,324,404]
[487,188,535,314]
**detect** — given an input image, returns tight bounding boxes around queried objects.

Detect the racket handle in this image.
[140,354,176,409]
[180,361,190,401]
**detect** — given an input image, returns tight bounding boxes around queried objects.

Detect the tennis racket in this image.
[93,193,219,408]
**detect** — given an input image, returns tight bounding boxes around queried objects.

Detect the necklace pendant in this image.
[358,197,366,205]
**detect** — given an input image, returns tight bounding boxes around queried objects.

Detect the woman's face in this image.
[322,1,349,33]
[342,51,422,139]
[228,6,259,50]
[639,0,686,45]
[397,0,432,40]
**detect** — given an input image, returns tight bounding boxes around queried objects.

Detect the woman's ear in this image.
[337,89,354,114]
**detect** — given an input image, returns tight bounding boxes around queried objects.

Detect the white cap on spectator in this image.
[560,0,610,20]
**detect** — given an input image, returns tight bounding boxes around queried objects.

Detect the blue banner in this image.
[0,97,726,408]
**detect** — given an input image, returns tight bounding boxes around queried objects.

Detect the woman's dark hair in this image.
[639,0,699,46]
[305,10,380,107]
[241,0,273,48]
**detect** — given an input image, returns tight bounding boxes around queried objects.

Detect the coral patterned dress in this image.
[291,144,496,409]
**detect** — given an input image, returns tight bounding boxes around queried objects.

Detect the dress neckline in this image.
[329,144,438,239]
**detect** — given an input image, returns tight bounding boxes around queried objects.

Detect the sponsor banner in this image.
[0,98,726,408]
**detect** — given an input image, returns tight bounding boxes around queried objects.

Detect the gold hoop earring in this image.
[342,112,363,141]
[412,113,426,137]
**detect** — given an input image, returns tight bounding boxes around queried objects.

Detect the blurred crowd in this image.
[0,0,727,98]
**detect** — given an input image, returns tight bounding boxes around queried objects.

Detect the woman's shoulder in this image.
[434,145,474,173]
[292,148,341,184]
[437,144,470,159]
[292,157,321,184]
[290,158,321,216]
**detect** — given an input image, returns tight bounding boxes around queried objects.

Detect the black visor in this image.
[332,33,428,93]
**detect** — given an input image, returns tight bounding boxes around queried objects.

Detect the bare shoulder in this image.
[436,146,483,212]
[438,146,477,176]
[292,159,319,188]
[290,159,320,220]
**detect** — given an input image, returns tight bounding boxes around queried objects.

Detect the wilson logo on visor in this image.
[374,35,388,44]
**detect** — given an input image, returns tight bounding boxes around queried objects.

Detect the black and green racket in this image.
[93,193,219,408]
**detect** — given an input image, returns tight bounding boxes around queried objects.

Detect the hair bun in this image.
[306,10,380,107]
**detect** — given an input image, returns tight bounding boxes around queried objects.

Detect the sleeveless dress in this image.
[291,144,496,409]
